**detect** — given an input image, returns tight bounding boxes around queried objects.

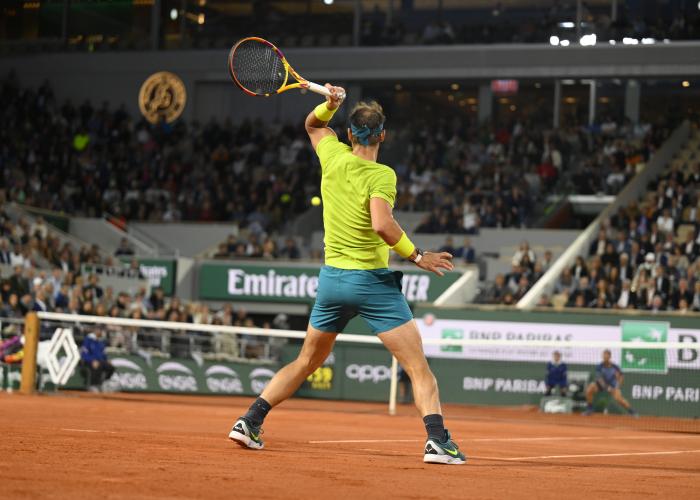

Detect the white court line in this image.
[308,439,423,444]
[61,428,117,434]
[473,449,700,461]
[309,435,698,444]
[471,435,698,443]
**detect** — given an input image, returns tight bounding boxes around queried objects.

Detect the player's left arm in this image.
[305,84,345,150]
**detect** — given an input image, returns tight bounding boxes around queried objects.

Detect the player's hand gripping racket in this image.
[228,37,346,100]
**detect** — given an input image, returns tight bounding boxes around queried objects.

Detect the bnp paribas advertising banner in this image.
[415,318,700,417]
[198,263,461,304]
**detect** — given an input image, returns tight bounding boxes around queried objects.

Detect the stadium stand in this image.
[5,2,698,53]
[545,128,700,312]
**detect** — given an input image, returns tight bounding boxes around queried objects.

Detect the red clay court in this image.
[2,392,698,499]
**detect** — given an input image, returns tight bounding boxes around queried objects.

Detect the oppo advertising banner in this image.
[415,318,700,372]
[198,263,461,304]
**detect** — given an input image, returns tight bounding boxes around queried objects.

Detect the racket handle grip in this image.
[307,81,346,101]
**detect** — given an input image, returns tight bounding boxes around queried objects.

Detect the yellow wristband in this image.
[391,232,416,260]
[313,102,337,122]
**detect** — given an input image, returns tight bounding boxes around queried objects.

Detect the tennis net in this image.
[15,312,700,432]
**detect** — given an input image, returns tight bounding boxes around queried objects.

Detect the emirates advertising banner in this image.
[198,263,460,304]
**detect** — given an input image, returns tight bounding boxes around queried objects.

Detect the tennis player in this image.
[229,84,466,465]
[582,349,638,416]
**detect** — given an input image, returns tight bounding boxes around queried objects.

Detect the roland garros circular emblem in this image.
[138,71,187,124]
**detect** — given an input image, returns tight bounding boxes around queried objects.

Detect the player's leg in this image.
[260,326,337,406]
[378,320,465,465]
[378,320,440,416]
[583,382,599,415]
[229,326,337,449]
[610,388,639,416]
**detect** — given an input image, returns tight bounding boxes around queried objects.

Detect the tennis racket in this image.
[228,37,345,100]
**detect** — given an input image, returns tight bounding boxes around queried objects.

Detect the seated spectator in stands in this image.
[648,294,666,313]
[692,281,700,312]
[415,213,438,234]
[1,293,23,319]
[513,275,531,301]
[261,238,278,259]
[615,279,636,309]
[575,276,594,305]
[511,240,535,268]
[501,292,515,306]
[682,230,699,261]
[0,238,11,264]
[149,287,165,311]
[504,264,523,292]
[652,265,670,302]
[453,238,476,264]
[656,208,674,234]
[670,278,693,310]
[114,237,135,256]
[279,238,300,259]
[9,266,29,296]
[439,236,457,255]
[571,256,588,281]
[555,268,575,295]
[541,250,554,271]
[213,243,230,259]
[85,274,104,299]
[482,274,507,304]
[545,351,567,396]
[589,229,609,257]
[590,292,612,309]
[601,243,619,270]
[80,329,115,392]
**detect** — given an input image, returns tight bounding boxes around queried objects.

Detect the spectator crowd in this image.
[405,116,658,234]
[480,149,700,313]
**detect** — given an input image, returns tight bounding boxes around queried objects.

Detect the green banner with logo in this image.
[198,262,461,304]
[120,258,177,296]
[620,321,669,373]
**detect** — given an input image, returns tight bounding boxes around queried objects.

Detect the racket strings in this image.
[232,40,287,95]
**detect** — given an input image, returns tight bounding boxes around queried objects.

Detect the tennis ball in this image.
[311,196,321,206]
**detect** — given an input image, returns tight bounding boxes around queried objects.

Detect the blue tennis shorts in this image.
[310,266,413,334]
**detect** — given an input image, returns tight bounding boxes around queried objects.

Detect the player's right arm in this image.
[370,198,453,276]
[304,84,345,151]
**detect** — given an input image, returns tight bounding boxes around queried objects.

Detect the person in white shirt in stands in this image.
[511,240,535,267]
[29,216,49,240]
[616,279,636,309]
[656,208,674,234]
[9,243,24,267]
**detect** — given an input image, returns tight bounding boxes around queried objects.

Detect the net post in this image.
[20,312,40,395]
[388,355,398,416]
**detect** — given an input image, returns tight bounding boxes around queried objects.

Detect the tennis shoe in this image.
[228,417,264,450]
[423,430,466,465]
